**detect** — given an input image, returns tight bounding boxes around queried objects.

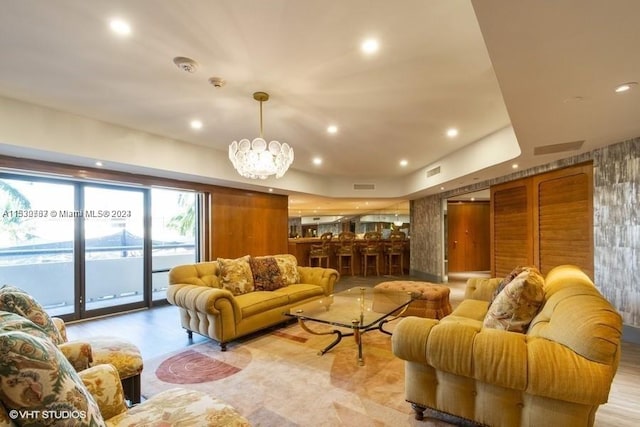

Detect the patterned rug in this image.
[142,322,455,427]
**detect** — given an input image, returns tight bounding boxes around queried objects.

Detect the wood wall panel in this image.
[491,181,533,277]
[210,188,289,259]
[490,163,593,279]
[534,166,593,277]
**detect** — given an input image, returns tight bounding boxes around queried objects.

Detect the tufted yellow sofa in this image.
[168,254,339,350]
[392,265,623,427]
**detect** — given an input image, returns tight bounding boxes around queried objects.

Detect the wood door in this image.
[447,201,491,272]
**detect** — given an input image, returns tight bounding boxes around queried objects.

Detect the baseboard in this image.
[622,324,640,344]
[409,269,443,283]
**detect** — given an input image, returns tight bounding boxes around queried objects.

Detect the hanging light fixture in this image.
[229,91,294,179]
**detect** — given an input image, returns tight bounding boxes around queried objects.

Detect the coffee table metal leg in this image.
[297,318,344,356]
[352,319,364,366]
[378,300,412,335]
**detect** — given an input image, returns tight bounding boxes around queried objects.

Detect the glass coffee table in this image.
[286,286,412,365]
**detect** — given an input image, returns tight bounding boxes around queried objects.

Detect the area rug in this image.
[142,322,455,427]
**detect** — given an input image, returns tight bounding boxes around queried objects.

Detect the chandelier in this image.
[229,91,294,179]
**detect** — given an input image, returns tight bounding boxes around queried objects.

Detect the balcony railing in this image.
[0,243,195,315]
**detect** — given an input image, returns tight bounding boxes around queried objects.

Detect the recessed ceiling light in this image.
[313,157,322,165]
[361,38,379,54]
[446,128,459,138]
[109,18,131,36]
[440,186,445,191]
[268,188,273,192]
[95,161,103,167]
[327,125,338,134]
[512,163,519,169]
[190,120,203,130]
[615,82,638,93]
[399,159,408,167]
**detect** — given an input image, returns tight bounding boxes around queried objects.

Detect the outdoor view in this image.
[0,176,197,318]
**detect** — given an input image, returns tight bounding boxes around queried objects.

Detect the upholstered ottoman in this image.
[374,281,452,319]
[89,337,144,404]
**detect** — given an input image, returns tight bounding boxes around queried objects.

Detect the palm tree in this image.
[1,179,33,243]
[167,193,195,237]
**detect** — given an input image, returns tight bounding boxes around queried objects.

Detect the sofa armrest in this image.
[391,316,439,363]
[297,267,339,295]
[79,364,128,420]
[463,277,502,301]
[167,283,241,320]
[58,341,93,371]
[526,336,617,405]
[51,316,68,342]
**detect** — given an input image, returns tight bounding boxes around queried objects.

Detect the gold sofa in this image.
[391,265,622,427]
[168,254,339,350]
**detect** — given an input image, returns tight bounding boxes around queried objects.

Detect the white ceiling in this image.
[0,0,638,217]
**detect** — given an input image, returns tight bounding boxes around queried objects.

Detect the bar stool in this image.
[361,231,382,277]
[386,230,406,275]
[336,231,356,275]
[309,232,333,267]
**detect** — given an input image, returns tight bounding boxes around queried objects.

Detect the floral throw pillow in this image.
[0,285,64,345]
[483,267,545,333]
[488,266,528,307]
[248,257,285,291]
[270,254,300,285]
[217,256,254,295]
[0,310,52,341]
[0,331,105,427]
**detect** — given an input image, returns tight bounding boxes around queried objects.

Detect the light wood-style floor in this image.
[66,274,640,426]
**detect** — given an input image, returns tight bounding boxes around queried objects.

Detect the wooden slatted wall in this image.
[535,165,593,277]
[490,181,533,277]
[490,162,593,278]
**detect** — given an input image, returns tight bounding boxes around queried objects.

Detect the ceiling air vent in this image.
[353,183,375,190]
[426,166,441,178]
[534,140,584,155]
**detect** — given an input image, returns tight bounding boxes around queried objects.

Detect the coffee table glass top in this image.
[287,286,412,329]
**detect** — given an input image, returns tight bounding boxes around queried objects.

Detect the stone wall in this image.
[593,138,639,326]
[410,137,640,327]
[409,195,443,282]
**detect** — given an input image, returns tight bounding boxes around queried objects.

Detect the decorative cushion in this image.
[270,254,300,285]
[88,337,143,379]
[0,331,105,427]
[0,310,52,341]
[0,285,64,345]
[248,257,285,291]
[488,266,528,308]
[105,387,250,426]
[483,267,545,333]
[217,256,254,296]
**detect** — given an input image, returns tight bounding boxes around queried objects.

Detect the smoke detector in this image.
[208,76,226,88]
[173,56,199,73]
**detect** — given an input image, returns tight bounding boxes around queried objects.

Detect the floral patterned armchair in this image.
[0,329,250,426]
[0,285,143,403]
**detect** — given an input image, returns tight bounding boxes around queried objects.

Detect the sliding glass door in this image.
[1,173,201,320]
[0,177,76,316]
[83,185,146,313]
[150,189,198,302]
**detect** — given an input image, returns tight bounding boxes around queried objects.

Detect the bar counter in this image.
[288,237,410,276]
